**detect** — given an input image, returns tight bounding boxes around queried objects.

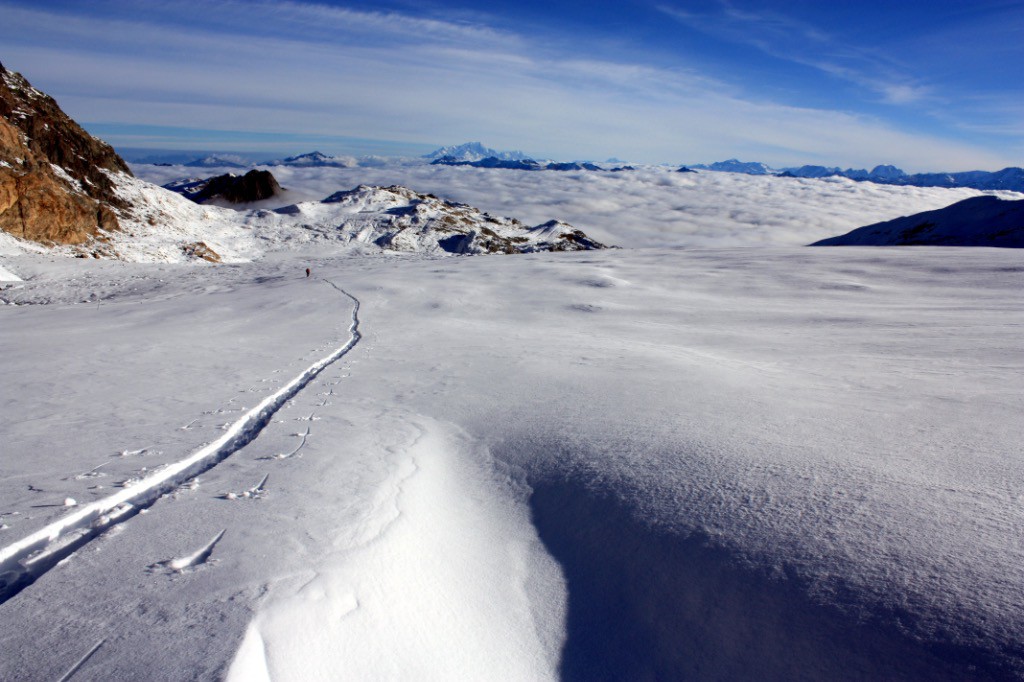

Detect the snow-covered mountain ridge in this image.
[260,151,356,168]
[261,184,606,255]
[421,141,530,162]
[691,158,1024,193]
[813,195,1024,247]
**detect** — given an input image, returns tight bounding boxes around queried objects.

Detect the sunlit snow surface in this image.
[1,166,1023,680]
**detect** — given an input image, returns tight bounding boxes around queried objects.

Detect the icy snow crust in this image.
[1,166,1023,679]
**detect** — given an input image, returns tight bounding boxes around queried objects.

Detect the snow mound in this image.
[812,195,1024,247]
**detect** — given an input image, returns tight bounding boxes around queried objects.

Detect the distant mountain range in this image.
[689,159,775,175]
[811,195,1024,247]
[692,158,1024,193]
[134,142,1024,195]
[430,156,621,172]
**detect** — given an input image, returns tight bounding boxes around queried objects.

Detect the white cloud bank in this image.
[132,163,1024,249]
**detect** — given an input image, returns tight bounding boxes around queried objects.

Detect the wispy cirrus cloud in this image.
[656,2,932,105]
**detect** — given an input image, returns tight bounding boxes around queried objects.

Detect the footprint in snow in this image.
[117,447,157,458]
[219,474,269,500]
[147,530,226,575]
[73,462,110,480]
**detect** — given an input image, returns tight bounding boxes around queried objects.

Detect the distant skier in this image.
[305,268,311,278]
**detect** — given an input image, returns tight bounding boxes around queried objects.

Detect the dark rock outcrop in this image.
[164,170,282,204]
[0,62,131,244]
[810,195,1024,247]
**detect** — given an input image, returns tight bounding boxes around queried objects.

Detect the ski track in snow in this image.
[56,638,106,682]
[0,280,361,604]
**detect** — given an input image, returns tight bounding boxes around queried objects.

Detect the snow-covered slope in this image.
[0,246,1021,679]
[3,157,1024,681]
[812,195,1024,247]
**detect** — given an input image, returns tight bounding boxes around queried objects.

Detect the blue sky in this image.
[1,0,1021,170]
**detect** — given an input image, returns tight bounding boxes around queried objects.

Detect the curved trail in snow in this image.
[0,280,361,604]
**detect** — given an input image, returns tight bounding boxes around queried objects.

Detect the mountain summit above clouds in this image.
[0,62,132,244]
[811,195,1024,247]
[260,151,355,168]
[422,142,531,163]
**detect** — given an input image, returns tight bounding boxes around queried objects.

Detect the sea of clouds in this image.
[133,162,1022,249]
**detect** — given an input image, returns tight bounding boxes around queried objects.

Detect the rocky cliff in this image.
[0,62,132,245]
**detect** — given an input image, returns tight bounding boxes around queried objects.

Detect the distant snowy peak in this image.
[261,151,355,168]
[423,142,531,163]
[431,156,609,172]
[811,195,1024,247]
[183,155,250,169]
[274,184,608,255]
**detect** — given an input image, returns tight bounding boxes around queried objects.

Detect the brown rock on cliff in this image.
[0,62,132,245]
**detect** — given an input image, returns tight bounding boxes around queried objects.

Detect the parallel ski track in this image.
[0,280,361,604]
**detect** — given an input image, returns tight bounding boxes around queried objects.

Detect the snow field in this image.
[326,247,1024,677]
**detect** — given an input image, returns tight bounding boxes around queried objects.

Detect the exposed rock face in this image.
[0,62,132,244]
[163,170,282,204]
[181,241,222,262]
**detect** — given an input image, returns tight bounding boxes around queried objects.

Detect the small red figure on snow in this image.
[305,268,311,278]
